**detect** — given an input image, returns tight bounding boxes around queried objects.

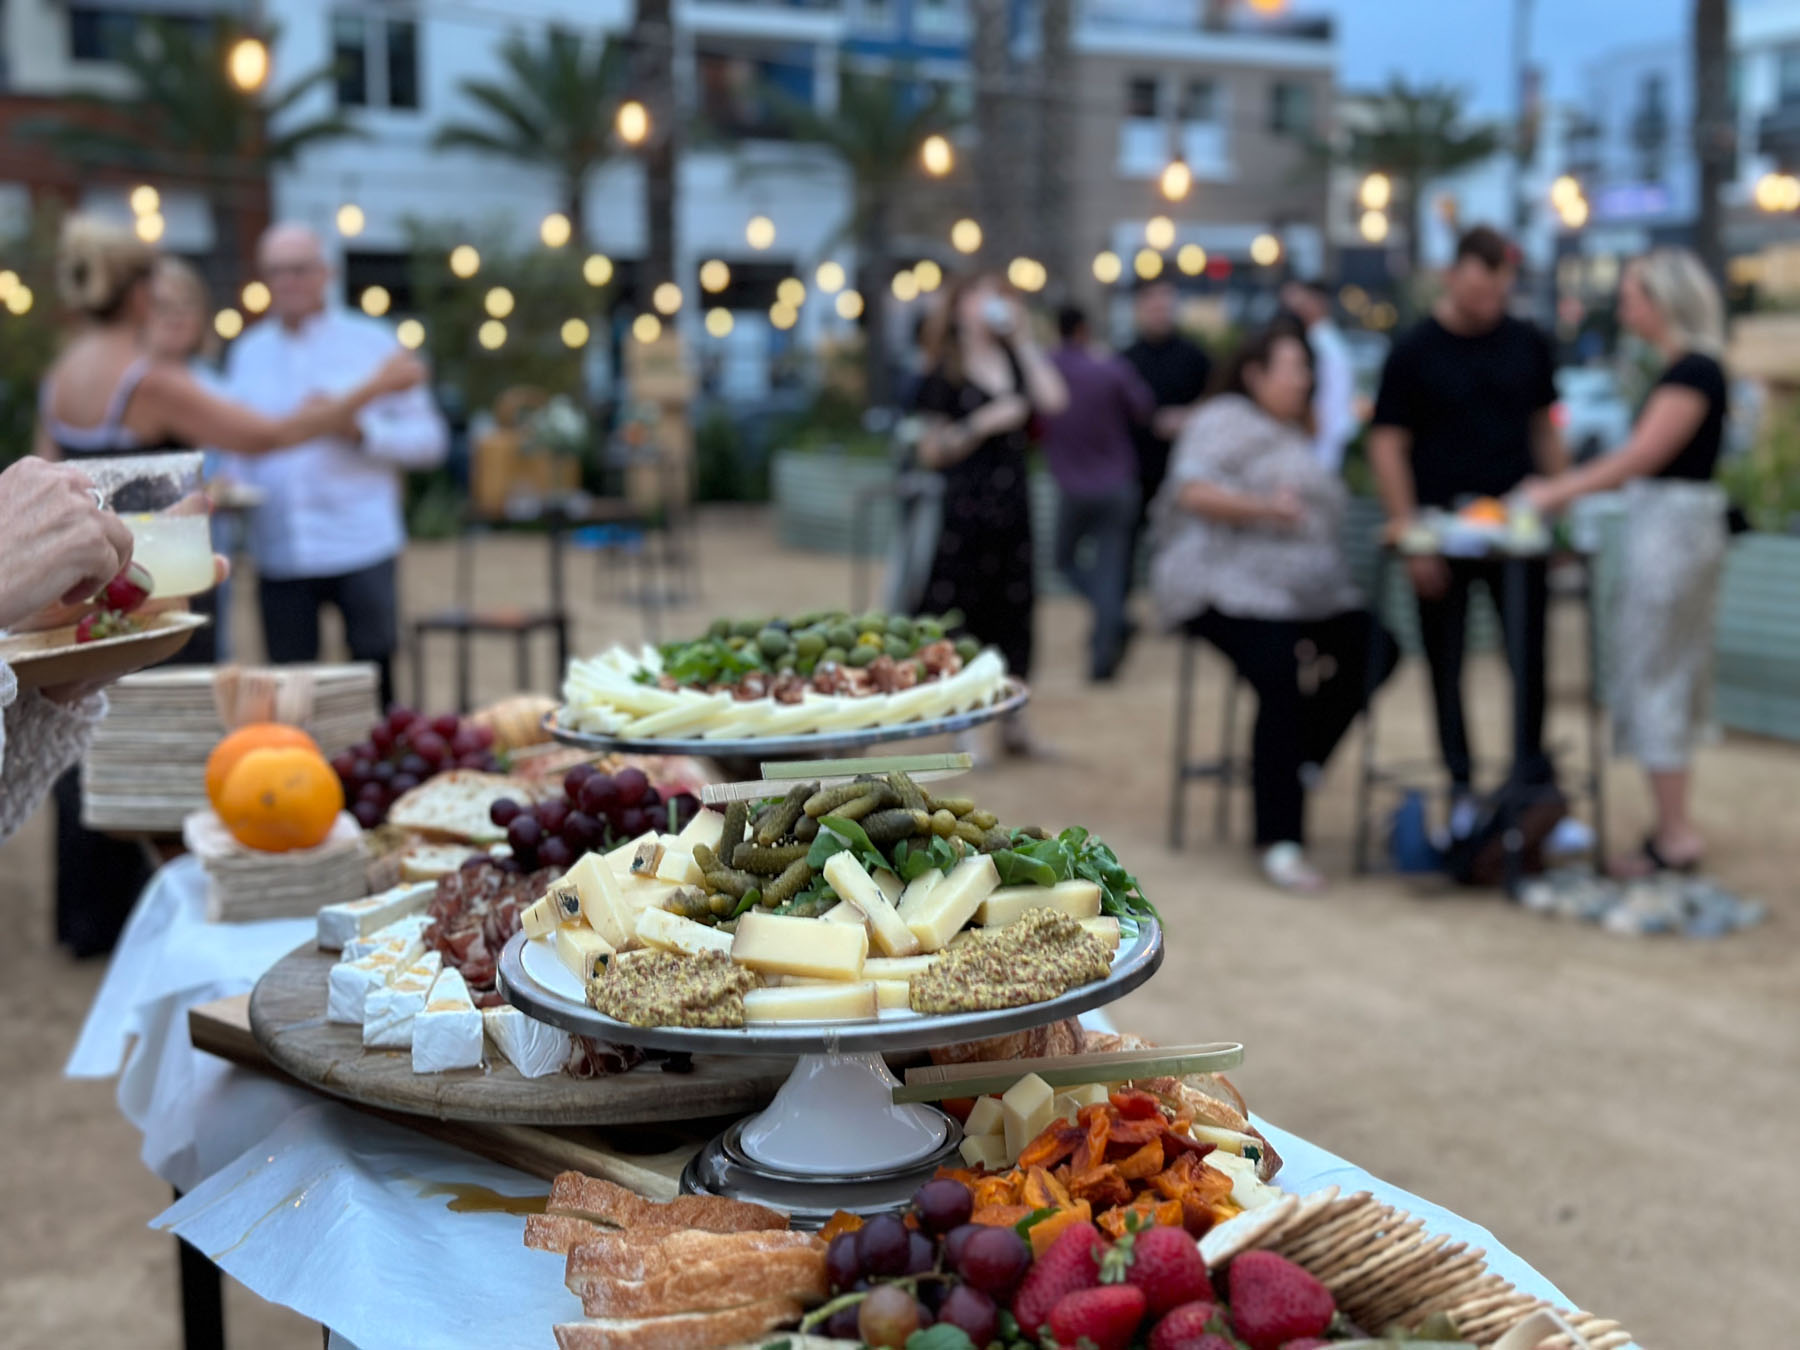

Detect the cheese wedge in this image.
[412,969,483,1073]
[676,808,726,852]
[555,853,639,950]
[316,882,435,950]
[1001,1074,1058,1164]
[974,879,1103,928]
[823,853,921,958]
[629,839,666,878]
[1184,1123,1264,1157]
[1063,1082,1112,1111]
[362,953,444,1049]
[893,869,942,923]
[863,954,940,980]
[483,1005,571,1079]
[326,947,409,1023]
[654,848,707,887]
[872,869,904,904]
[959,1134,1010,1170]
[635,906,734,958]
[603,830,661,875]
[520,895,560,941]
[617,876,686,914]
[556,924,616,983]
[872,979,911,1011]
[902,854,999,951]
[821,902,867,928]
[731,911,867,981]
[1079,917,1122,952]
[743,982,879,1023]
[341,912,430,961]
[964,1096,1005,1139]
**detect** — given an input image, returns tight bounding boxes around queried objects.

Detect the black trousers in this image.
[259,556,399,709]
[1414,557,1550,791]
[1054,483,1139,678]
[1189,608,1398,847]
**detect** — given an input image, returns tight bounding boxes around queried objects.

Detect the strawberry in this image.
[1118,1223,1212,1317]
[1011,1219,1108,1335]
[1148,1299,1227,1350]
[1047,1284,1146,1350]
[99,562,153,614]
[74,610,135,643]
[1227,1250,1335,1350]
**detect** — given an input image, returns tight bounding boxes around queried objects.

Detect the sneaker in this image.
[1262,842,1326,893]
[1544,817,1595,857]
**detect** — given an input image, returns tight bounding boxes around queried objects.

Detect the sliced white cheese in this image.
[412,969,484,1073]
[863,954,940,980]
[974,879,1103,928]
[554,852,639,950]
[902,854,999,951]
[316,882,434,950]
[1001,1073,1058,1165]
[871,979,912,1011]
[603,830,662,875]
[964,1096,1006,1139]
[341,912,430,961]
[872,869,904,904]
[676,808,727,852]
[1079,917,1122,953]
[731,911,867,981]
[325,947,408,1023]
[654,848,706,887]
[743,982,880,1023]
[820,901,869,929]
[959,1134,1010,1170]
[556,924,616,983]
[362,952,444,1049]
[893,869,943,924]
[822,852,921,958]
[520,895,560,941]
[483,1005,571,1079]
[1204,1148,1282,1210]
[635,906,735,958]
[617,875,687,915]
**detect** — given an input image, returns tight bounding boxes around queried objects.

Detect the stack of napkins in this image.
[185,810,370,923]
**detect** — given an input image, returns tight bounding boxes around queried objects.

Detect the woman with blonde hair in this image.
[1524,248,1731,874]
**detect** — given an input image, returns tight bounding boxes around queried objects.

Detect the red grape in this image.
[397,753,431,779]
[459,855,489,872]
[561,811,599,851]
[490,798,522,828]
[943,1224,978,1271]
[904,1230,936,1275]
[857,1284,920,1348]
[330,751,358,780]
[409,733,448,768]
[936,1286,998,1345]
[450,728,483,757]
[431,713,461,739]
[957,1225,1030,1295]
[496,855,525,874]
[536,798,570,834]
[385,706,418,733]
[349,740,378,762]
[578,775,619,816]
[351,799,384,828]
[369,723,396,753]
[824,1233,859,1292]
[357,781,388,805]
[349,758,375,783]
[641,785,662,810]
[616,806,649,838]
[855,1214,910,1278]
[389,772,421,795]
[470,723,496,749]
[563,763,596,797]
[538,836,574,869]
[614,767,649,807]
[369,761,396,783]
[823,1306,860,1338]
[507,815,543,852]
[913,1179,973,1235]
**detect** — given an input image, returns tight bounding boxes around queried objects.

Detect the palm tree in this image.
[1035,0,1077,289]
[1691,0,1732,287]
[971,0,1029,269]
[768,66,960,406]
[433,27,627,246]
[627,0,678,291]
[1344,79,1503,278]
[21,18,357,289]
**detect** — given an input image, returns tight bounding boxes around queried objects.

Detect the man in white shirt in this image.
[228,225,447,706]
[1281,279,1356,474]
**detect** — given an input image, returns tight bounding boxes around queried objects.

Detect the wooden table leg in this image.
[172,1187,225,1350]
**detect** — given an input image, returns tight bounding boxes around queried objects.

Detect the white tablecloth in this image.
[77,859,1589,1348]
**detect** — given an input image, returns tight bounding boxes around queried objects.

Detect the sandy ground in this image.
[3,508,1795,1350]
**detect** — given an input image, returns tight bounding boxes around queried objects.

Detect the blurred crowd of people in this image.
[906,226,1732,895]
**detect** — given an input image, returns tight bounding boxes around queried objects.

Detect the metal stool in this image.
[1168,632,1246,849]
[409,607,568,713]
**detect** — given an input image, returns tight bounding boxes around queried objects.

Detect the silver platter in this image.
[542,678,1030,758]
[497,918,1162,1057]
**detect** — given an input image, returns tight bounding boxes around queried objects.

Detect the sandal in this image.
[1640,834,1701,876]
[1262,842,1326,894]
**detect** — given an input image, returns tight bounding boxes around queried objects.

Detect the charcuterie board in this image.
[248,943,796,1127]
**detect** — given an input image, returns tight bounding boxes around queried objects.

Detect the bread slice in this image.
[574,1245,826,1318]
[387,770,532,844]
[566,1228,822,1285]
[546,1172,788,1234]
[553,1296,802,1350]
[929,1017,1087,1066]
[526,1214,619,1255]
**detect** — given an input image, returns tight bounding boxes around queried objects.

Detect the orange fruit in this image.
[216,746,344,852]
[206,724,321,810]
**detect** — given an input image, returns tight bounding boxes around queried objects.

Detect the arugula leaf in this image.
[805,830,849,870]
[818,814,877,857]
[897,849,936,882]
[990,849,1058,889]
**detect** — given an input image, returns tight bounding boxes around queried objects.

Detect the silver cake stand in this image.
[542,678,1030,758]
[497,918,1164,1223]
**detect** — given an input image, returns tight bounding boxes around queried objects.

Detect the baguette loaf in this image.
[566,1228,821,1284]
[546,1172,789,1234]
[553,1296,802,1350]
[575,1245,826,1318]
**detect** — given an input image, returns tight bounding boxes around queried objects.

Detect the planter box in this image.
[1715,532,1800,741]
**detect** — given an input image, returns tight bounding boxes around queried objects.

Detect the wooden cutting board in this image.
[192,995,709,1198]
[247,943,796,1127]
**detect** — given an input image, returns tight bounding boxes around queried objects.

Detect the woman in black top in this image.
[1524,249,1730,874]
[913,273,1067,755]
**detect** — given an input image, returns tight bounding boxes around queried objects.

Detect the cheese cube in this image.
[821,902,867,928]
[630,839,665,877]
[893,869,943,923]
[412,969,483,1073]
[483,1005,571,1079]
[731,911,867,981]
[1079,917,1122,953]
[654,848,706,887]
[1001,1074,1058,1164]
[871,979,911,1011]
[549,886,585,923]
[902,855,999,951]
[362,953,444,1048]
[1185,1123,1263,1157]
[1052,1093,1083,1126]
[617,876,685,914]
[635,906,734,958]
[316,882,434,950]
[556,924,616,983]
[743,982,880,1023]
[975,880,1103,929]
[520,895,560,941]
[676,808,726,852]
[326,947,408,1023]
[863,954,940,980]
[964,1096,1006,1139]
[1064,1083,1112,1111]
[604,830,661,874]
[554,853,638,950]
[822,853,921,958]
[872,869,904,904]
[959,1135,1010,1171]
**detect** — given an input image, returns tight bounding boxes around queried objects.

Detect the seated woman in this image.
[1150,322,1397,892]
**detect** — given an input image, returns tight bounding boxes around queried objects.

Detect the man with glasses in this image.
[226,224,446,706]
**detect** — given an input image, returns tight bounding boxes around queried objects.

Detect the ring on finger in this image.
[90,487,106,511]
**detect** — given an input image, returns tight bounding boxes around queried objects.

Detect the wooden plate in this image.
[1,611,208,691]
[248,942,797,1126]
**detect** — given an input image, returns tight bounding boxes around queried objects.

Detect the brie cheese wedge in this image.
[482,1005,570,1079]
[341,912,430,961]
[326,947,409,1023]
[412,968,484,1073]
[361,952,444,1049]
[316,882,435,950]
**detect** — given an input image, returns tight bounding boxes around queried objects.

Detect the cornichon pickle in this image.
[730,617,763,639]
[927,794,976,817]
[863,808,930,844]
[886,771,928,812]
[755,782,814,846]
[916,619,944,641]
[707,893,734,917]
[886,616,915,641]
[846,644,879,668]
[703,866,757,899]
[794,632,826,659]
[1016,824,1051,841]
[882,635,912,660]
[968,809,999,831]
[952,819,988,847]
[761,857,815,906]
[929,808,957,837]
[775,892,835,919]
[805,781,867,817]
[693,842,723,874]
[857,610,887,632]
[757,628,790,659]
[940,608,965,629]
[736,841,810,874]
[954,637,981,662]
[719,801,749,851]
[826,624,858,650]
[834,784,897,820]
[980,828,1012,852]
[794,814,820,842]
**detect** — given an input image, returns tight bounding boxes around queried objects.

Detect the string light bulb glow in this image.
[1177,244,1207,275]
[913,259,943,293]
[1007,257,1046,292]
[560,317,590,348]
[835,289,864,320]
[449,245,480,278]
[1160,157,1193,201]
[652,281,682,315]
[134,212,165,243]
[920,134,954,177]
[699,259,730,293]
[745,215,775,250]
[770,302,798,331]
[583,253,614,286]
[1559,196,1590,229]
[1754,173,1800,213]
[478,319,507,350]
[1550,174,1582,209]
[540,212,572,248]
[705,307,734,338]
[1145,215,1176,250]
[777,277,806,307]
[214,308,244,339]
[227,36,269,92]
[891,270,920,302]
[815,260,846,294]
[616,100,650,145]
[1359,210,1390,243]
[484,286,514,318]
[632,313,662,343]
[241,281,270,313]
[396,318,425,349]
[0,271,19,300]
[1092,250,1123,284]
[951,218,982,254]
[129,185,159,216]
[337,203,365,237]
[5,284,33,316]
[359,286,390,317]
[1134,248,1163,280]
[1359,173,1392,211]
[1250,233,1282,266]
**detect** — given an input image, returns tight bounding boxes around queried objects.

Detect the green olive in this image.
[794,632,826,659]
[916,619,944,641]
[730,617,763,639]
[757,628,790,658]
[954,637,980,662]
[886,616,915,641]
[883,635,912,660]
[846,644,879,667]
[857,610,888,632]
[826,624,858,650]
[821,646,848,665]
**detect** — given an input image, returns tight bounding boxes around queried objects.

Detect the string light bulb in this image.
[920,134,954,177]
[540,212,572,248]
[241,281,270,313]
[892,270,920,302]
[214,308,244,339]
[561,317,589,348]
[1160,158,1193,202]
[484,286,514,318]
[632,313,662,343]
[652,282,682,315]
[360,286,390,317]
[705,307,734,338]
[1250,233,1282,266]
[4,284,32,316]
[815,261,846,294]
[337,203,365,237]
[770,302,798,331]
[478,319,507,349]
[396,318,425,349]
[1134,248,1163,280]
[583,254,614,286]
[1007,257,1046,292]
[134,212,165,243]
[1359,210,1389,243]
[777,277,806,308]
[449,245,480,278]
[1093,251,1123,284]
[1359,173,1392,211]
[1146,215,1176,251]
[835,289,864,320]
[699,259,730,293]
[746,215,775,250]
[950,218,982,254]
[1550,174,1581,209]
[1177,244,1207,275]
[913,259,943,293]
[227,36,269,92]
[129,185,159,216]
[616,100,650,146]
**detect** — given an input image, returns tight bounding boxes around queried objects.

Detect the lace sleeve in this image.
[0,662,106,843]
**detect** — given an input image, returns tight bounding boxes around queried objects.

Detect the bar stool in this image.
[1167,631,1247,849]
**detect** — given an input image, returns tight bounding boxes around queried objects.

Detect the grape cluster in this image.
[333,706,503,829]
[818,1179,1025,1348]
[488,762,700,874]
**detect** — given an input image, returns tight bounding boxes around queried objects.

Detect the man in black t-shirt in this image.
[1121,278,1212,522]
[1369,226,1568,803]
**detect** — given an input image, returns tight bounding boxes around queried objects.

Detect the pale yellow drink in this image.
[125,510,215,598]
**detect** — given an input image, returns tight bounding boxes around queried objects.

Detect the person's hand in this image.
[14,554,229,633]
[1153,406,1191,441]
[1260,486,1306,530]
[1406,553,1450,600]
[1517,475,1565,515]
[371,349,428,396]
[0,459,135,632]
[302,392,363,441]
